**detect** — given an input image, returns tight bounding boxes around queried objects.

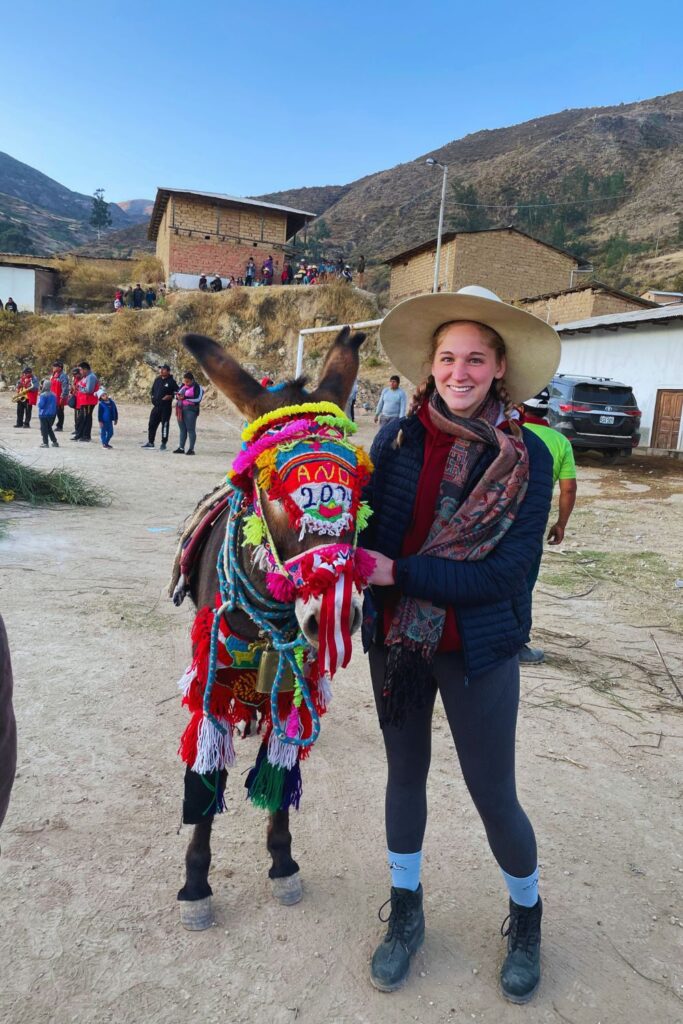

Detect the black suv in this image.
[548,375,641,460]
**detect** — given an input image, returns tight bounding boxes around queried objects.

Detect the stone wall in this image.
[519,288,647,324]
[388,238,457,304]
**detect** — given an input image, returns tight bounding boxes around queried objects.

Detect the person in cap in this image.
[359,286,559,1002]
[517,389,577,664]
[37,379,59,448]
[49,360,69,432]
[96,387,118,449]
[143,364,179,450]
[14,366,39,428]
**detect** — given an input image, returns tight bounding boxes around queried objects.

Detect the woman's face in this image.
[431,322,505,418]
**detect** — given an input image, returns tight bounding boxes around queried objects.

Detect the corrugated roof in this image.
[558,303,683,334]
[148,188,316,240]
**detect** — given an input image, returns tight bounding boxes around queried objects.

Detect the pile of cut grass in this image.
[0,449,108,507]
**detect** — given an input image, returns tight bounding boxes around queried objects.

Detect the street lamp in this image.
[426,157,448,293]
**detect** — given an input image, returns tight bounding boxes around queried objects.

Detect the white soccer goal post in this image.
[295,319,383,377]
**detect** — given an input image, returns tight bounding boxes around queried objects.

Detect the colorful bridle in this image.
[196,401,373,793]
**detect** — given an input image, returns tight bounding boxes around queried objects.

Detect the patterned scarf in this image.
[382,390,529,725]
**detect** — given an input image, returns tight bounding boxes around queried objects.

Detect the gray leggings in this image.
[369,645,537,877]
[178,407,198,451]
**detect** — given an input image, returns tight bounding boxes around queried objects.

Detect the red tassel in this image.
[178,712,202,766]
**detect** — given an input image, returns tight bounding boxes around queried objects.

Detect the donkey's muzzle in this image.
[296,593,363,649]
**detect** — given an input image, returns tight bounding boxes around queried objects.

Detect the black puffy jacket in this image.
[360,413,553,682]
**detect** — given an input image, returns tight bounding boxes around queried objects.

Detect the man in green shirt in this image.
[520,391,578,664]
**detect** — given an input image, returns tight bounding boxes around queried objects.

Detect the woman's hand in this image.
[362,549,396,586]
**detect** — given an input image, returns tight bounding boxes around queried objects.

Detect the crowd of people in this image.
[194,254,364,291]
[11,362,204,453]
[113,283,161,311]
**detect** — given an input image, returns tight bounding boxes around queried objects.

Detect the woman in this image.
[174,371,203,455]
[360,286,559,1003]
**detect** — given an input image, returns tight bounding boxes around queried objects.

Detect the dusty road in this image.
[1,396,682,1024]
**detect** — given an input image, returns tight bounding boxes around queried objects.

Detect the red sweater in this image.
[384,402,461,651]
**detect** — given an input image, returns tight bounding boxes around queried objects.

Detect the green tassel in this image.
[356,501,373,532]
[248,758,285,812]
[242,513,265,547]
[316,414,357,434]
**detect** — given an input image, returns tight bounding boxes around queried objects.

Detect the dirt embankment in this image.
[0,283,389,407]
[0,398,682,1024]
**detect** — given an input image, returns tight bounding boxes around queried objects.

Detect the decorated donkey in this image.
[174,328,373,929]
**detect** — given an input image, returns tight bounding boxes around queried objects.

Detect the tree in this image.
[90,188,112,240]
[305,218,331,262]
[449,179,491,232]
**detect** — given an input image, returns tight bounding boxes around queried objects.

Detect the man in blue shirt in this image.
[375,375,407,426]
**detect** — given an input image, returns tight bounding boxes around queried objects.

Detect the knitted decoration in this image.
[178,401,374,819]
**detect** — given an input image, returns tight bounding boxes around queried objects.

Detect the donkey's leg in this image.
[268,810,302,905]
[177,768,226,929]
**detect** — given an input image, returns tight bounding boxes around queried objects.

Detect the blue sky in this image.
[3,0,682,204]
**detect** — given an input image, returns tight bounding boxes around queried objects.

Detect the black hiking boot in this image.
[500,896,542,1004]
[370,885,424,992]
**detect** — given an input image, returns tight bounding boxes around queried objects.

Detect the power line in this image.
[450,193,632,210]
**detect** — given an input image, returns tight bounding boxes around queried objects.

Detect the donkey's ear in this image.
[309,326,366,408]
[183,334,278,419]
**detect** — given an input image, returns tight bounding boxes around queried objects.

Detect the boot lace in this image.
[378,892,410,944]
[501,904,541,959]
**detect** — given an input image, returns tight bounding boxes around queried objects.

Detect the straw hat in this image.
[379,285,561,403]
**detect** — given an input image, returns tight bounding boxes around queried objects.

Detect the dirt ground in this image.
[1,396,682,1024]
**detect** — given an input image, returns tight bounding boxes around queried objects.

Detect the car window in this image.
[572,383,636,406]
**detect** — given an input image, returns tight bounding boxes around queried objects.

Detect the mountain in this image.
[0,151,134,254]
[256,91,683,274]
[116,199,154,220]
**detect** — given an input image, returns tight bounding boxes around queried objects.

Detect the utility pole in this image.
[426,159,448,293]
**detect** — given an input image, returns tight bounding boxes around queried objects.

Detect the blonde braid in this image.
[496,379,522,435]
[410,374,436,415]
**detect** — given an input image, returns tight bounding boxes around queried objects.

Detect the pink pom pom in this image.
[266,572,297,603]
[285,705,300,738]
[354,547,376,582]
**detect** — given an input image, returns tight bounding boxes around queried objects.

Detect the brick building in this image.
[385,227,588,306]
[517,281,656,325]
[148,188,315,288]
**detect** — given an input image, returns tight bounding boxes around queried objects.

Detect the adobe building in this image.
[640,288,683,306]
[385,227,588,306]
[148,188,316,288]
[0,258,58,312]
[517,281,656,325]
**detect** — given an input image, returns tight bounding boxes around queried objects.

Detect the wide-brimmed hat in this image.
[379,285,561,404]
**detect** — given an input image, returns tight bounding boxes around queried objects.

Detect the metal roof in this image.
[148,188,316,241]
[558,302,683,335]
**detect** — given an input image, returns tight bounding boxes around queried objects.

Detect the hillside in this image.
[0,151,136,255]
[257,91,683,274]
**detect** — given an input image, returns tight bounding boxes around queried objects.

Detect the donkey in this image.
[176,327,366,929]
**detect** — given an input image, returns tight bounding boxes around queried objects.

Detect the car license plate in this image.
[599,415,615,424]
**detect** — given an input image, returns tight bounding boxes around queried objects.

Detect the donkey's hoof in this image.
[179,896,213,930]
[272,871,303,906]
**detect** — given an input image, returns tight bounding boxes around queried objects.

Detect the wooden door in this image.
[652,390,683,450]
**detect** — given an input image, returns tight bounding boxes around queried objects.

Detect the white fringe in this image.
[177,664,195,698]
[192,715,236,773]
[251,543,271,573]
[267,725,300,770]
[318,673,333,709]
[299,511,353,540]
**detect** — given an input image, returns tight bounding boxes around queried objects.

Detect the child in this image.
[97,389,118,449]
[38,380,59,448]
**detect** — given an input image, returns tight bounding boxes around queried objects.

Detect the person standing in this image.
[245,258,256,286]
[5,297,18,313]
[145,285,157,307]
[72,361,99,442]
[261,255,274,285]
[132,283,145,309]
[37,380,59,447]
[517,390,578,664]
[357,254,366,288]
[14,367,39,428]
[374,375,407,426]
[50,360,69,432]
[173,371,203,455]
[97,389,118,449]
[198,274,208,292]
[209,273,223,292]
[142,364,179,450]
[360,285,559,1002]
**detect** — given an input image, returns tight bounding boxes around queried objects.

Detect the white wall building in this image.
[558,304,683,452]
[0,261,58,312]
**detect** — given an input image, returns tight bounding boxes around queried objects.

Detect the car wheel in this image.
[602,451,619,464]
